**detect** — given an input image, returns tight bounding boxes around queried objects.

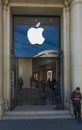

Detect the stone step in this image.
[3,110,72,120]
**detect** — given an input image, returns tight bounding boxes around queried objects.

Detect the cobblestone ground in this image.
[0,118,82,130]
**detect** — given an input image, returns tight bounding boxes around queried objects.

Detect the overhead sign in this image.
[14,17,59,57]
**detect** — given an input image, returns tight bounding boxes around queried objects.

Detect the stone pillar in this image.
[70,0,82,92]
[0,0,4,118]
[63,5,70,99]
[3,0,10,111]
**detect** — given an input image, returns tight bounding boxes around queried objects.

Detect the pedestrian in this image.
[30,75,35,88]
[54,81,61,109]
[50,79,56,105]
[18,76,24,91]
[71,87,82,123]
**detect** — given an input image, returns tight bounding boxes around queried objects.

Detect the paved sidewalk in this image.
[0,118,82,130]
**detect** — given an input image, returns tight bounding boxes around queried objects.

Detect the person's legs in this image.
[72,102,77,119]
[77,103,81,122]
[20,85,22,90]
[56,101,61,110]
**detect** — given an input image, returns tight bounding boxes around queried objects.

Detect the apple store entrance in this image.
[10,16,63,109]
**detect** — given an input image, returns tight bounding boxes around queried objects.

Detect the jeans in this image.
[72,102,81,119]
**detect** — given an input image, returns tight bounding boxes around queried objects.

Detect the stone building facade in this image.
[0,0,82,117]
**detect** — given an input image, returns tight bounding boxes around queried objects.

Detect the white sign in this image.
[27,22,45,45]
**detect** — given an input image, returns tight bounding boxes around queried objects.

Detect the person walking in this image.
[18,76,24,91]
[71,87,82,123]
[50,79,56,105]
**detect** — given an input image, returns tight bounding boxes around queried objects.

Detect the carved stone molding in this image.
[2,0,10,10]
[62,0,72,7]
[2,0,10,9]
[71,0,82,7]
[2,0,9,5]
[61,0,73,12]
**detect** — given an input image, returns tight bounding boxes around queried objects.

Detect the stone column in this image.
[63,5,70,99]
[3,0,10,111]
[0,0,4,118]
[70,0,82,91]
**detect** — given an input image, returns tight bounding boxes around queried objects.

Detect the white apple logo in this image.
[27,22,45,45]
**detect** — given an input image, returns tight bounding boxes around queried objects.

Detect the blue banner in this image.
[14,25,59,57]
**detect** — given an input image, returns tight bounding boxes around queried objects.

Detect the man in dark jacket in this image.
[18,76,24,90]
[71,87,81,123]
